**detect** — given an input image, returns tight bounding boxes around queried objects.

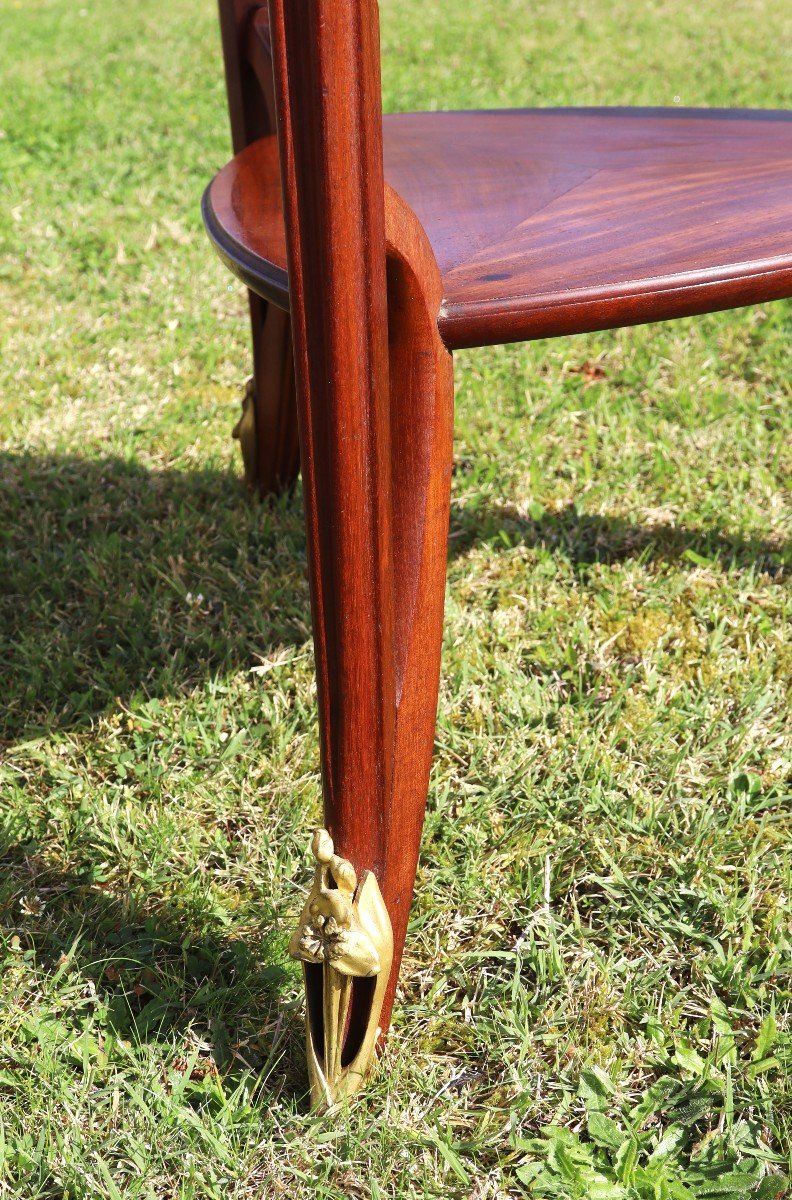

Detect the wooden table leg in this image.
[269,0,453,1105]
[238,295,299,496]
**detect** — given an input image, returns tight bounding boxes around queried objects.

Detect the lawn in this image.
[1,0,791,1195]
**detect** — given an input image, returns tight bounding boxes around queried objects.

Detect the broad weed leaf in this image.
[587,1113,626,1151]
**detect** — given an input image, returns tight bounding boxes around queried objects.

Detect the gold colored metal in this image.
[289,829,393,1110]
[231,377,258,488]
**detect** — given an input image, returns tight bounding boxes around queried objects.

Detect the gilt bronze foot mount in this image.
[289,830,393,1110]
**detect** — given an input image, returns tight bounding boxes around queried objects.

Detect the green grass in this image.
[1,0,791,1195]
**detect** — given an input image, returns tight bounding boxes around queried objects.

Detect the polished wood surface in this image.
[217,0,298,493]
[204,0,791,1094]
[268,0,394,896]
[267,0,453,1034]
[218,0,273,152]
[203,132,286,305]
[204,107,792,347]
[377,191,453,1029]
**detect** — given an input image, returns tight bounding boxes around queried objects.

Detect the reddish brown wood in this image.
[202,134,286,308]
[204,0,792,1069]
[204,107,792,348]
[218,0,273,151]
[244,6,278,131]
[380,192,454,1025]
[266,0,453,1034]
[267,0,393,882]
[201,132,288,307]
[403,108,792,347]
[217,0,298,494]
[247,297,299,491]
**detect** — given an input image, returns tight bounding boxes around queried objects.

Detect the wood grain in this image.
[217,0,272,153]
[205,0,792,1068]
[268,0,396,896]
[204,107,792,347]
[266,0,453,1034]
[216,0,298,494]
[380,189,453,1027]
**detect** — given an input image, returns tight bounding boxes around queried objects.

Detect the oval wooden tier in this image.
[203,107,792,349]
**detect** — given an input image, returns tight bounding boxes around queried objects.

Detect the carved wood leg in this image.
[267,0,452,1104]
[234,296,299,495]
[376,214,455,1034]
[289,206,454,1107]
[216,3,299,495]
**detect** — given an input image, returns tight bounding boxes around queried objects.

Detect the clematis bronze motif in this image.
[289,829,393,1109]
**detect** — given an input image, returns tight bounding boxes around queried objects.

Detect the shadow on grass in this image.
[1,451,787,1112]
[0,451,311,742]
[0,837,308,1105]
[449,499,789,573]
[2,451,787,740]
